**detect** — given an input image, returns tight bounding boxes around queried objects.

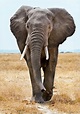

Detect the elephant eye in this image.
[26,23,30,31]
[27,24,29,29]
[48,25,51,32]
[48,25,52,36]
[26,22,30,30]
[49,26,51,30]
[48,23,53,32]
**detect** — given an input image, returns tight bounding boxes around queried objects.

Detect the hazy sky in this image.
[0,0,80,52]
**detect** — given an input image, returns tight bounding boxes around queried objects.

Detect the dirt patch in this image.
[0,53,80,114]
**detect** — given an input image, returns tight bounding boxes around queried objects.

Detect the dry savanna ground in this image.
[0,53,80,114]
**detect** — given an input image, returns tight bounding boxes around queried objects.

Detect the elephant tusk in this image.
[20,44,28,60]
[20,34,29,60]
[45,46,49,60]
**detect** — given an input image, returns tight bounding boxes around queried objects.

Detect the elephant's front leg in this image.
[26,49,44,103]
[42,47,58,101]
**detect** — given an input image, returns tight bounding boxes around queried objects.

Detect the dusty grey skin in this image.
[10,6,75,103]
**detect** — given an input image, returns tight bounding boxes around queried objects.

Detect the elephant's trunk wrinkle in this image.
[31,31,44,38]
[31,38,43,46]
[30,30,44,53]
[31,28,44,40]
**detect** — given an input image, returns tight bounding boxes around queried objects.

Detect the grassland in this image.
[0,53,80,114]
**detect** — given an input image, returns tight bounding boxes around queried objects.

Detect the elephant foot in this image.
[42,90,53,101]
[31,93,45,103]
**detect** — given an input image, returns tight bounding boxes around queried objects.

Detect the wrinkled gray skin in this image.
[10,6,75,103]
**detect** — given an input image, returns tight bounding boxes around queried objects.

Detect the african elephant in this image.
[10,6,75,103]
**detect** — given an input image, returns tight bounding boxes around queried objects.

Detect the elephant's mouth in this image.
[20,43,49,61]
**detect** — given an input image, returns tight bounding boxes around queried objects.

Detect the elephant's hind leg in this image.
[42,47,58,101]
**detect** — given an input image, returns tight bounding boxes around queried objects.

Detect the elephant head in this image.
[10,6,75,102]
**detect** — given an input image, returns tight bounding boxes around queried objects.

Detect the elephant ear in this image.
[10,6,33,52]
[48,8,76,46]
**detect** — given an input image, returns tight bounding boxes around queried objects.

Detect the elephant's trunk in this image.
[20,28,49,91]
[30,29,46,91]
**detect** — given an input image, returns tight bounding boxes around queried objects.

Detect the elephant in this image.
[10,5,75,103]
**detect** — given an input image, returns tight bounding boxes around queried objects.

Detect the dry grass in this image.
[0,54,28,71]
[0,53,80,114]
[0,54,40,114]
[50,53,80,113]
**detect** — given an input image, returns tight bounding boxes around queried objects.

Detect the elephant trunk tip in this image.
[41,88,46,93]
[36,78,46,92]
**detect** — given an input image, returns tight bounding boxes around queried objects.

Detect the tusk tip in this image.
[46,57,49,60]
[20,58,22,61]
[20,56,23,61]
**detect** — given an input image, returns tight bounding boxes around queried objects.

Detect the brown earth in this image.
[0,53,80,114]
